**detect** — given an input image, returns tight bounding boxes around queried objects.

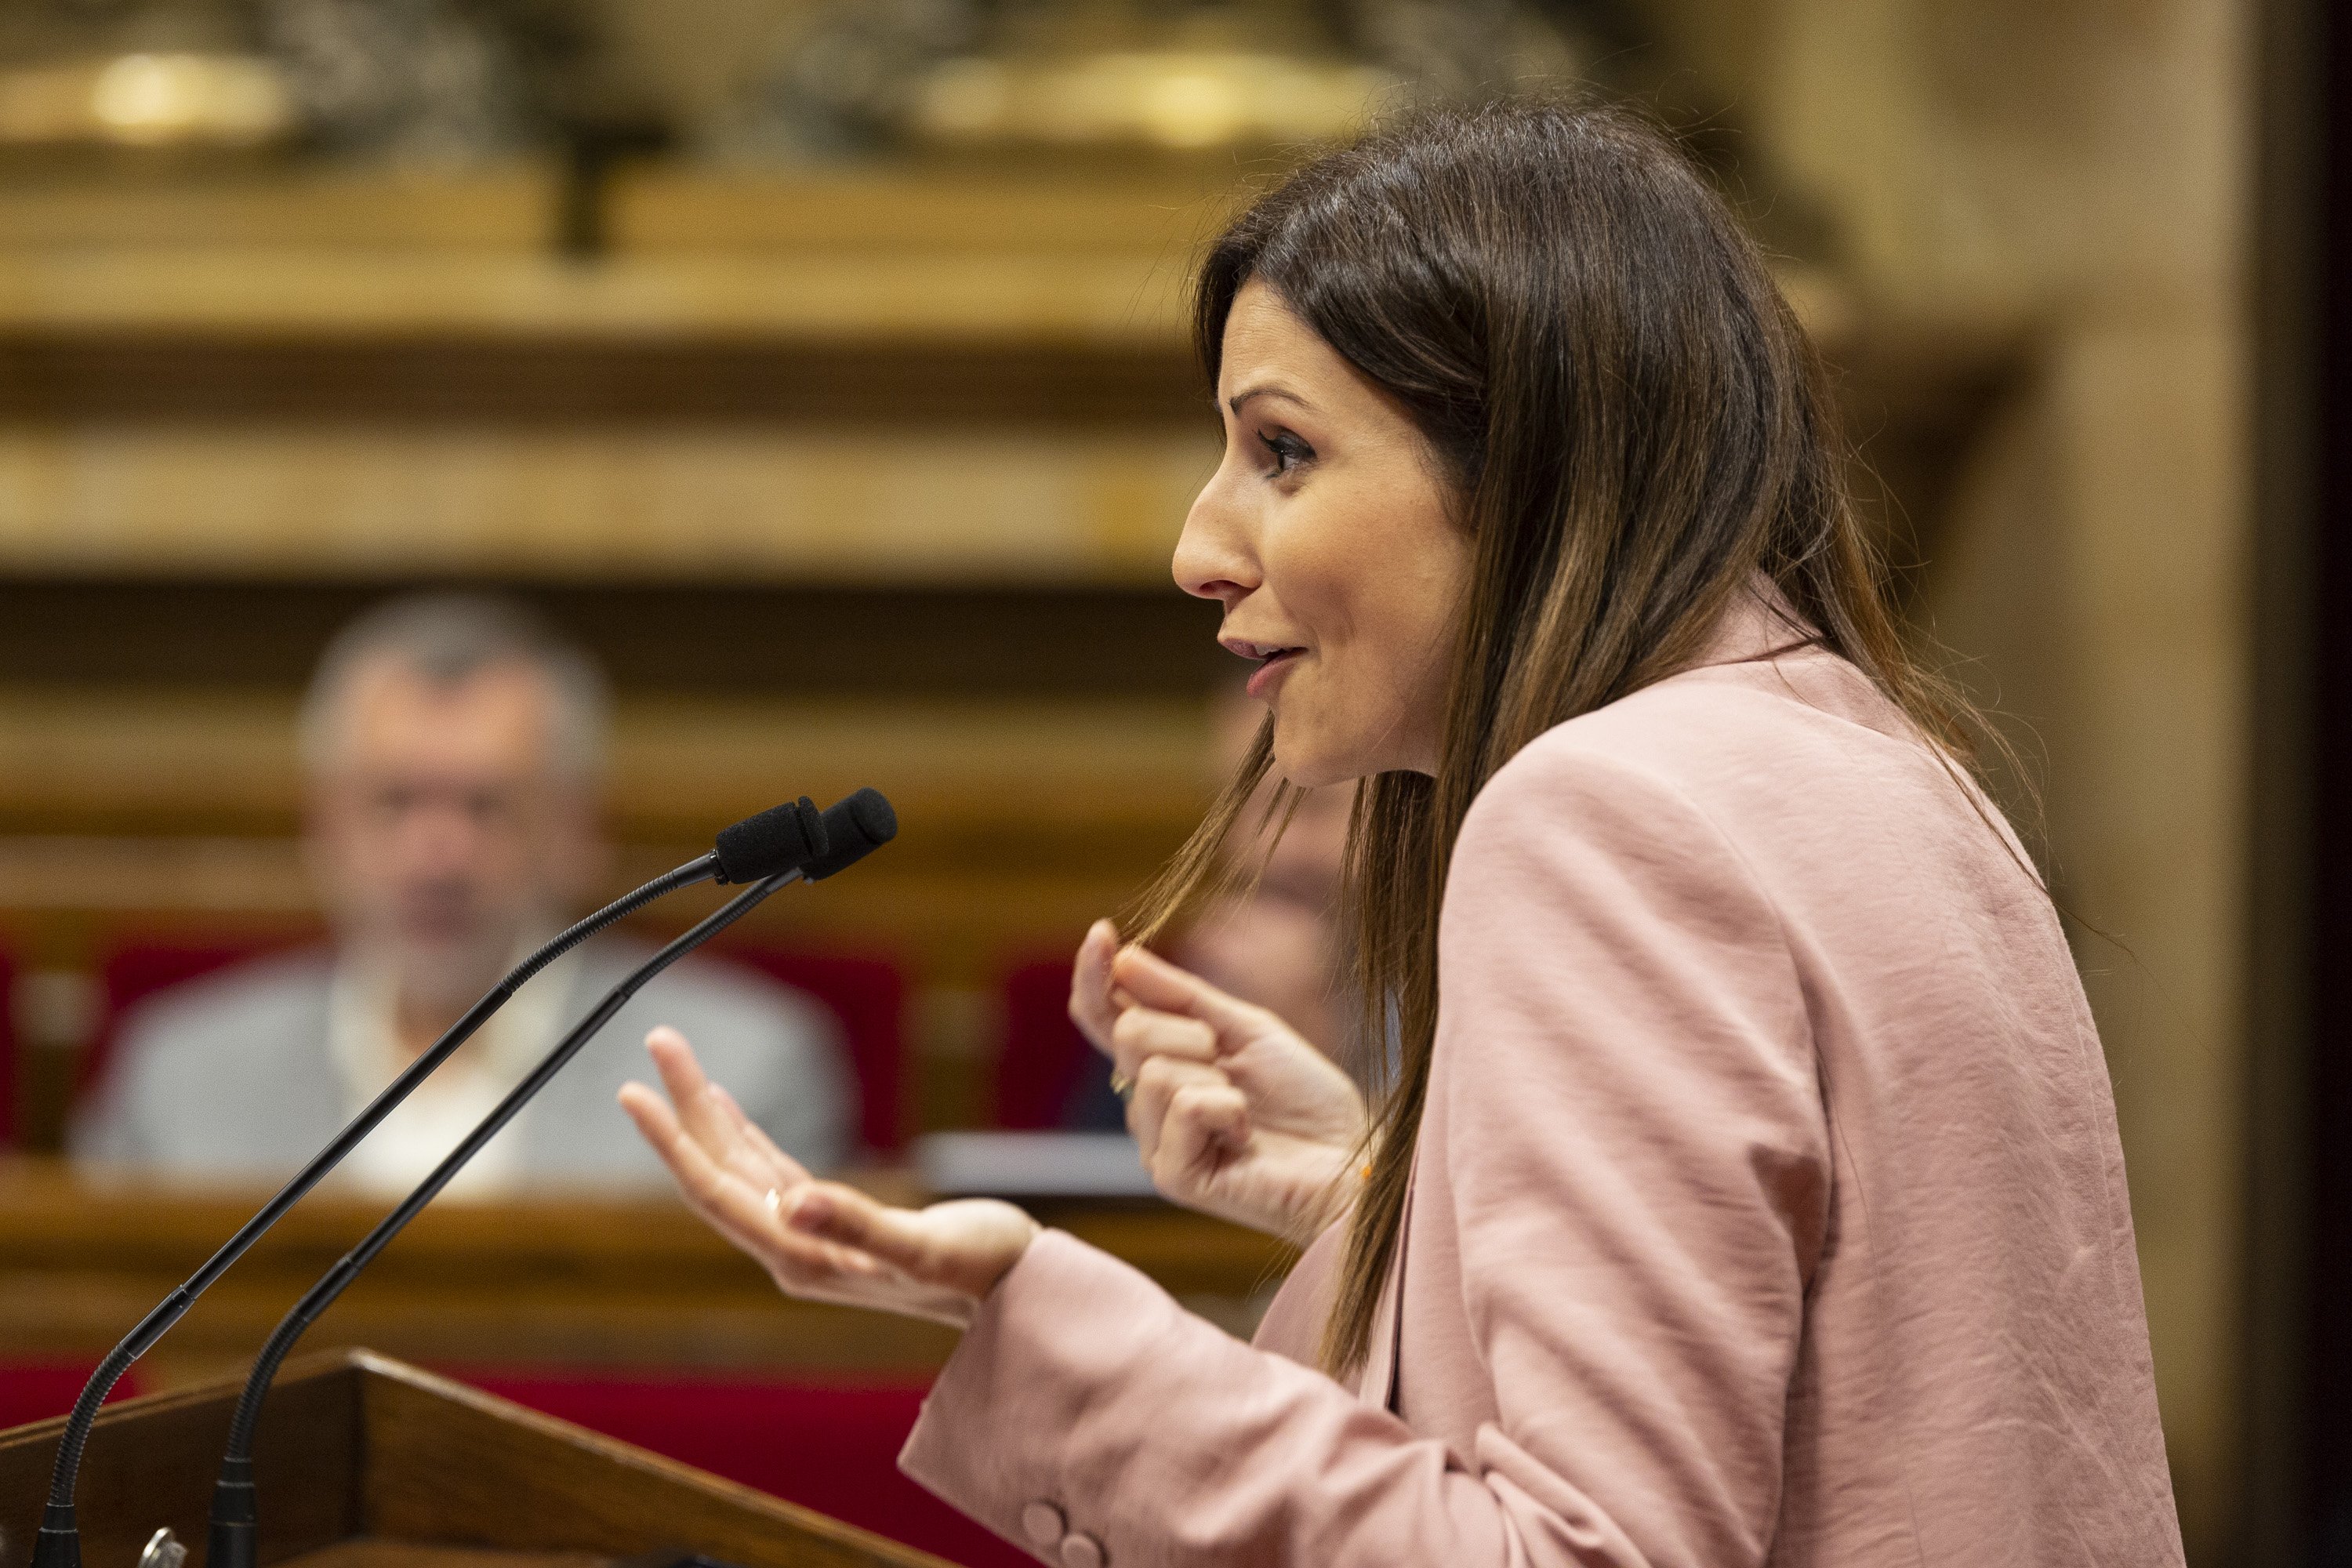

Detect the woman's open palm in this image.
[1072,921,1369,1243]
[620,1028,1037,1328]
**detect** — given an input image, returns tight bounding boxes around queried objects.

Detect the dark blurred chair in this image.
[996,954,1119,1132]
[0,947,17,1147]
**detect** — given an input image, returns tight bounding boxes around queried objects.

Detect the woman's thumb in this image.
[787,1183,931,1273]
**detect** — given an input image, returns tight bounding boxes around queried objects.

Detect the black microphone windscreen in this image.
[713,796,827,884]
[805,787,898,880]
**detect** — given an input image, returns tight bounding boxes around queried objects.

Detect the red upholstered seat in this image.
[0,1361,145,1431]
[0,948,16,1146]
[995,954,1096,1131]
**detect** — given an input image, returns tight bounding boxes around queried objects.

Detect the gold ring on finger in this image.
[1109,1072,1134,1102]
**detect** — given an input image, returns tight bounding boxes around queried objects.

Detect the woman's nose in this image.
[1173,468,1258,605]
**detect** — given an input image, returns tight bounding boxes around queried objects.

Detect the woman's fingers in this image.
[789,1189,1039,1300]
[644,1027,736,1153]
[1069,919,1123,1054]
[709,1082,812,1189]
[619,1080,760,1234]
[619,1080,758,1233]
[1128,1054,1238,1167]
[1108,1005,1218,1084]
[1110,944,1270,1044]
[625,1077,1029,1327]
[786,1182,938,1275]
[621,1082,884,1283]
[643,1027,788,1189]
[1152,1080,1253,1193]
[617,1079,683,1159]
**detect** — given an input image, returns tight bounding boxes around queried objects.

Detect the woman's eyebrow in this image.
[1225,383,1314,416]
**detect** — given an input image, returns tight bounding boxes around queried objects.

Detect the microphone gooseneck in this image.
[205,788,896,1568]
[205,873,795,1568]
[27,795,828,1568]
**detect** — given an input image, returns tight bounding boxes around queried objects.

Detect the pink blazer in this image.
[902,590,2183,1566]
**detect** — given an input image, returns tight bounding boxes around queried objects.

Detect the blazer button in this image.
[1020,1501,1068,1549]
[1058,1533,1106,1568]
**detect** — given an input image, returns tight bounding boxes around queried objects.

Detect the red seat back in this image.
[996,954,1094,1131]
[0,1360,145,1431]
[0,949,17,1146]
[717,949,909,1155]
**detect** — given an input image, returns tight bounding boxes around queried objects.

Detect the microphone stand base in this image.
[209,1464,260,1568]
[32,1504,82,1568]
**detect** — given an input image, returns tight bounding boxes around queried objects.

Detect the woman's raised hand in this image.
[620,1027,1037,1330]
[1072,920,1369,1243]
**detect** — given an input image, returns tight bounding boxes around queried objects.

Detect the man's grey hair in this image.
[299,593,611,787]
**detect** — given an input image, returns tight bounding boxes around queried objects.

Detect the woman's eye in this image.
[1258,431,1315,476]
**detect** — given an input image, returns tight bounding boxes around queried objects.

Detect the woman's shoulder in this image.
[1474,649,1872,824]
[1463,646,2042,927]
[1451,675,1798,938]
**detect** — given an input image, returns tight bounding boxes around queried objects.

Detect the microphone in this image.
[205,788,897,1568]
[800,784,897,880]
[713,796,830,884]
[24,795,830,1568]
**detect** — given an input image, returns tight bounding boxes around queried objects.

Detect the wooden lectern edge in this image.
[334,1351,961,1565]
[2,1348,960,1568]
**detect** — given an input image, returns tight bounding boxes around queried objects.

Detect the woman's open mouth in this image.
[1225,638,1307,699]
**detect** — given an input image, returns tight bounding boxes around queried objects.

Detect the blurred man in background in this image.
[74,593,851,1192]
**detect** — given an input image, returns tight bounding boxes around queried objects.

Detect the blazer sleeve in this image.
[900,742,1830,1567]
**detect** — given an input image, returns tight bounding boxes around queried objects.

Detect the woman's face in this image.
[1174,280,1471,787]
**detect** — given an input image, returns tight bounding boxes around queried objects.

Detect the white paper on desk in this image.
[914,1131,1159,1198]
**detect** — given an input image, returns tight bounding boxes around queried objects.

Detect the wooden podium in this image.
[0,1351,952,1568]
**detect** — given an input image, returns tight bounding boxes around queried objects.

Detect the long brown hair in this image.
[1129,100,1984,1373]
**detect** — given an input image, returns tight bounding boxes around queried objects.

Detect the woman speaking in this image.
[619,101,2183,1565]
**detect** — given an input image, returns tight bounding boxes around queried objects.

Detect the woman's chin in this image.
[1272,717,1444,785]
[1269,731,1375,790]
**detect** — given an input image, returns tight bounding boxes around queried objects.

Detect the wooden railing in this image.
[0,1158,1294,1390]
